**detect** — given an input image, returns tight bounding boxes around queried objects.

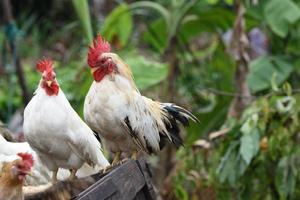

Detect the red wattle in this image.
[41,81,59,96]
[93,68,107,82]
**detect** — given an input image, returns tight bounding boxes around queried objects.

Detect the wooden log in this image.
[25,159,156,200]
[74,159,155,200]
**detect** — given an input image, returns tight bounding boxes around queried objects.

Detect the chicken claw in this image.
[52,170,58,183]
[68,169,77,181]
[111,152,121,165]
[131,150,138,160]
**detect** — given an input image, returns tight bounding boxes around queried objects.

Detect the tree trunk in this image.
[227,2,252,119]
[2,0,30,105]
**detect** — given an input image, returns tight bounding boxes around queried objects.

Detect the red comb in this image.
[88,35,111,68]
[17,153,34,169]
[36,58,53,73]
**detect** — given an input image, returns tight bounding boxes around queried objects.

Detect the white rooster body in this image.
[84,36,198,161]
[85,75,143,154]
[23,59,109,181]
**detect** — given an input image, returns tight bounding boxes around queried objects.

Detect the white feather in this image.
[84,74,165,154]
[84,52,197,155]
[23,83,109,177]
[0,135,103,185]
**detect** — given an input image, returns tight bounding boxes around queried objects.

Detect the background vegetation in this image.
[1,0,300,199]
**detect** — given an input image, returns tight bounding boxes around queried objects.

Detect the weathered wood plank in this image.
[72,178,117,200]
[74,160,147,200]
[25,159,156,200]
[136,159,156,199]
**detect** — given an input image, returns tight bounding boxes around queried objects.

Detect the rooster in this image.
[23,59,109,183]
[0,153,33,200]
[84,35,198,164]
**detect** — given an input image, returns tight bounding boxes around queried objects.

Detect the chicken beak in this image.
[26,171,33,177]
[90,67,97,74]
[46,81,52,87]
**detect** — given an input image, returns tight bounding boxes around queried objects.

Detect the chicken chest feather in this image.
[84,75,138,154]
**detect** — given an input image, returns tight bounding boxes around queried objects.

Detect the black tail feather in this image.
[159,118,183,149]
[169,104,199,123]
[163,105,190,126]
[159,103,198,149]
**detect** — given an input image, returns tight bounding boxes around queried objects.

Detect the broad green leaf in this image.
[130,1,170,28]
[239,128,260,165]
[217,142,239,184]
[240,113,259,134]
[247,56,293,92]
[275,156,297,199]
[143,19,168,53]
[264,0,300,37]
[72,0,93,43]
[238,155,248,176]
[124,54,168,90]
[101,4,132,47]
[174,184,189,200]
[180,8,235,40]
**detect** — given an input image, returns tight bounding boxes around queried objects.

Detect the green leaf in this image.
[217,142,239,184]
[238,155,248,176]
[240,113,259,135]
[143,19,168,53]
[102,4,132,47]
[124,54,168,90]
[247,56,293,92]
[72,0,93,43]
[264,0,300,37]
[180,8,235,40]
[239,128,260,165]
[275,156,297,199]
[130,1,170,29]
[174,184,189,200]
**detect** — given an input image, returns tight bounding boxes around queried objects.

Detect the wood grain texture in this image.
[25,159,156,200]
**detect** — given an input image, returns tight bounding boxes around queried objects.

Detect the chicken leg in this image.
[131,150,138,160]
[112,151,121,165]
[99,152,123,174]
[69,169,77,181]
[52,169,58,183]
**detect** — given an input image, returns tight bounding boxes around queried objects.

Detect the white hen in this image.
[0,135,105,185]
[23,59,109,182]
[0,135,50,185]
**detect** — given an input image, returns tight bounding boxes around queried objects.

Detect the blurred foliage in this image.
[2,0,300,199]
[102,3,132,48]
[72,0,93,43]
[247,56,294,92]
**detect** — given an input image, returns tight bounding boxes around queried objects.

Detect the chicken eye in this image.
[16,164,22,169]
